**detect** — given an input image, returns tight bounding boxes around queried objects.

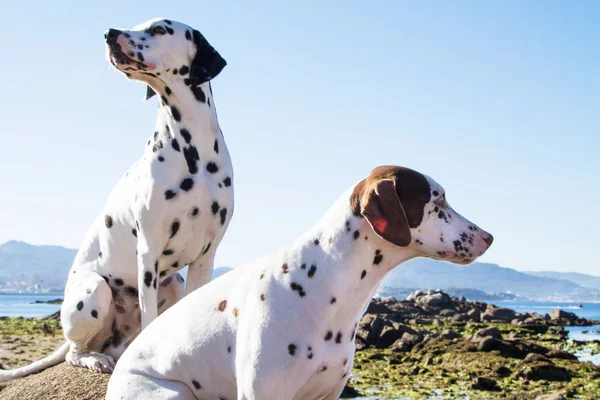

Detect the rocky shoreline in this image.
[1,290,599,399]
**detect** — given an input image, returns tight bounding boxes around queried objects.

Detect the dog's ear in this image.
[145,85,157,100]
[189,29,227,86]
[361,180,412,247]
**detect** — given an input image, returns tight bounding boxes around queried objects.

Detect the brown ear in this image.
[361,180,412,247]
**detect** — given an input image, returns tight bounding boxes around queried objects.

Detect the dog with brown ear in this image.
[107,165,493,400]
[0,18,234,380]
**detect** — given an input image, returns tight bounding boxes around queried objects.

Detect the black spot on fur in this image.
[180,177,194,191]
[213,138,219,153]
[308,265,317,278]
[211,201,220,215]
[132,228,137,237]
[373,250,383,265]
[112,330,123,347]
[186,30,192,41]
[190,206,199,217]
[206,162,219,173]
[179,65,189,75]
[171,138,181,152]
[165,26,174,35]
[165,86,172,95]
[227,346,232,353]
[159,271,167,278]
[171,262,179,269]
[101,275,108,283]
[137,52,144,62]
[158,298,167,309]
[290,282,306,297]
[144,272,153,287]
[91,310,98,318]
[361,270,367,279]
[325,330,333,341]
[124,286,138,298]
[113,278,124,286]
[335,331,343,343]
[353,230,360,240]
[180,128,192,143]
[76,301,84,311]
[288,343,297,356]
[171,106,181,122]
[330,297,337,304]
[170,220,180,238]
[105,215,113,229]
[165,190,177,200]
[191,85,206,102]
[219,208,228,226]
[314,239,320,246]
[183,146,199,174]
[152,140,163,152]
[223,177,231,187]
[192,380,201,390]
[99,252,104,259]
[162,249,174,256]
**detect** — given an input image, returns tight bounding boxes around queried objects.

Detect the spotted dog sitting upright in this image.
[0,19,233,380]
[107,165,493,400]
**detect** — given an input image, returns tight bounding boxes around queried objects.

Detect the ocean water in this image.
[0,293,62,318]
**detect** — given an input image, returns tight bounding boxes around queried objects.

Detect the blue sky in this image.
[0,1,598,275]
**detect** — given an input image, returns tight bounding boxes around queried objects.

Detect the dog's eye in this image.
[152,26,167,35]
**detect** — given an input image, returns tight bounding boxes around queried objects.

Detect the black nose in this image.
[482,233,494,247]
[104,29,122,43]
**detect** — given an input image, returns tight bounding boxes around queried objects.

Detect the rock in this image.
[523,353,552,364]
[415,292,452,308]
[582,330,588,334]
[549,309,577,321]
[377,325,404,348]
[534,394,566,400]
[467,309,481,320]
[519,362,571,381]
[440,329,461,340]
[492,365,511,377]
[477,337,526,359]
[481,307,516,322]
[546,349,577,361]
[511,318,522,326]
[470,377,499,391]
[472,327,502,341]
[452,313,469,322]
[524,317,538,324]
[439,309,456,317]
[432,318,442,327]
[340,385,361,398]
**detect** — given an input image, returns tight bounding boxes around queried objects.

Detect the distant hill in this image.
[0,241,233,293]
[524,271,600,289]
[382,258,597,301]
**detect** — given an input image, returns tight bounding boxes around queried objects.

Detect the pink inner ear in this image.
[372,218,388,233]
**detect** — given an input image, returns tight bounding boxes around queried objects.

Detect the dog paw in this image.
[67,352,115,373]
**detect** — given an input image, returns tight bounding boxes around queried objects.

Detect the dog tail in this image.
[0,341,69,381]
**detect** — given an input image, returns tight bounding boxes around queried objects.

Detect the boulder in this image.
[519,362,571,381]
[472,327,502,342]
[549,309,577,321]
[523,353,552,364]
[439,329,461,340]
[470,377,499,391]
[477,337,526,359]
[466,309,481,320]
[415,292,452,308]
[481,307,516,322]
[452,313,469,322]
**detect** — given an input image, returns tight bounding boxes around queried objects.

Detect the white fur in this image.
[107,170,492,400]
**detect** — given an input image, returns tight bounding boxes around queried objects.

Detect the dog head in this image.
[104,18,226,100]
[351,166,493,265]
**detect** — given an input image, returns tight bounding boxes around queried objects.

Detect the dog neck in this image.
[290,188,419,333]
[149,80,228,168]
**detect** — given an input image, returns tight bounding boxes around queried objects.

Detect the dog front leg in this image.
[136,236,160,329]
[185,253,214,296]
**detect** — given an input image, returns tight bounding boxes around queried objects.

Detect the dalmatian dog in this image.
[0,18,233,380]
[106,165,493,400]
